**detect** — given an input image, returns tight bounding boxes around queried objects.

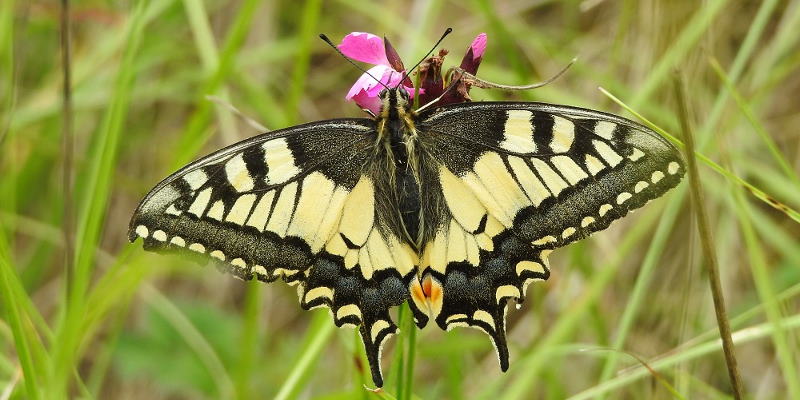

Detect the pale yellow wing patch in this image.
[323,175,417,280]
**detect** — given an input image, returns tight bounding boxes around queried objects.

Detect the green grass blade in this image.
[170,0,261,169]
[731,185,800,397]
[569,314,800,400]
[284,0,322,125]
[50,0,149,395]
[402,308,418,400]
[141,284,236,398]
[181,0,237,142]
[234,281,262,400]
[0,215,56,339]
[694,0,780,141]
[390,304,418,400]
[181,0,219,71]
[392,306,407,398]
[709,58,800,186]
[473,0,527,80]
[749,1,800,88]
[674,74,743,398]
[274,311,336,400]
[596,196,687,392]
[0,0,14,143]
[0,228,42,400]
[599,87,800,223]
[629,0,728,108]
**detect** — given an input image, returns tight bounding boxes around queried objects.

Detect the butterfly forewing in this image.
[413,102,685,366]
[131,119,369,275]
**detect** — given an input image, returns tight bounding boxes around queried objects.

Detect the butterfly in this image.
[129,77,684,387]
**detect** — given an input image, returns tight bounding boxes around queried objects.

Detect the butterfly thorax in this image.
[376,88,423,248]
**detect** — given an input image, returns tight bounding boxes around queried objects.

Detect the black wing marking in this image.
[129,119,416,387]
[412,101,684,370]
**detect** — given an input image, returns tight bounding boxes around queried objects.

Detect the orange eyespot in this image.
[410,278,427,307]
[410,274,444,319]
[421,275,433,297]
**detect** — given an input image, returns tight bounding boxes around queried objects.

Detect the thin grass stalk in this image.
[0,0,15,145]
[708,58,800,186]
[401,0,444,58]
[235,280,262,400]
[171,0,261,169]
[393,306,407,398]
[59,0,75,331]
[81,249,147,333]
[730,179,800,397]
[85,309,127,397]
[569,313,800,400]
[629,0,728,108]
[50,0,148,395]
[284,0,322,125]
[676,282,800,354]
[0,229,41,399]
[595,194,687,394]
[743,204,800,266]
[141,285,235,398]
[235,72,289,129]
[274,311,336,400]
[0,229,52,341]
[672,74,744,399]
[749,1,800,89]
[599,87,800,223]
[473,0,526,80]
[402,309,417,400]
[354,330,372,397]
[181,0,237,142]
[694,0,779,142]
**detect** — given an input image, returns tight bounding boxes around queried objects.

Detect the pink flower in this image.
[460,33,487,74]
[338,32,418,113]
[338,32,488,112]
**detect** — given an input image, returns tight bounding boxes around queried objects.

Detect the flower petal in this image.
[417,50,446,106]
[469,33,487,60]
[383,37,405,71]
[459,33,487,74]
[346,65,394,99]
[364,68,420,97]
[350,89,382,114]
[338,32,389,65]
[346,66,422,112]
[383,70,421,97]
[379,70,405,95]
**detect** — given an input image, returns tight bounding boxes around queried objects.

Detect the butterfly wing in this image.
[410,102,685,369]
[129,119,416,387]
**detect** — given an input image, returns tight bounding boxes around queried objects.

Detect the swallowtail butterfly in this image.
[130,76,684,387]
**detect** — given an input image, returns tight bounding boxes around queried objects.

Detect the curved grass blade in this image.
[599,87,800,223]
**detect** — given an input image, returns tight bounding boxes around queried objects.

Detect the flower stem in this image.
[672,72,744,399]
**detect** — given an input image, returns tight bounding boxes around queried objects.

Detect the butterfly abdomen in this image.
[377,88,426,247]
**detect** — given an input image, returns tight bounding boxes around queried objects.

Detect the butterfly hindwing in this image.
[129,119,416,387]
[413,101,684,367]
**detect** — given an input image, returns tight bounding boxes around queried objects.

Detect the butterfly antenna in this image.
[396,27,453,88]
[319,33,389,90]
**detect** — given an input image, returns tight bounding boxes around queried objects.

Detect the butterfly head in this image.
[378,87,413,118]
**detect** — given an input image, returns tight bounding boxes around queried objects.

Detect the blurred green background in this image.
[2,0,800,398]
